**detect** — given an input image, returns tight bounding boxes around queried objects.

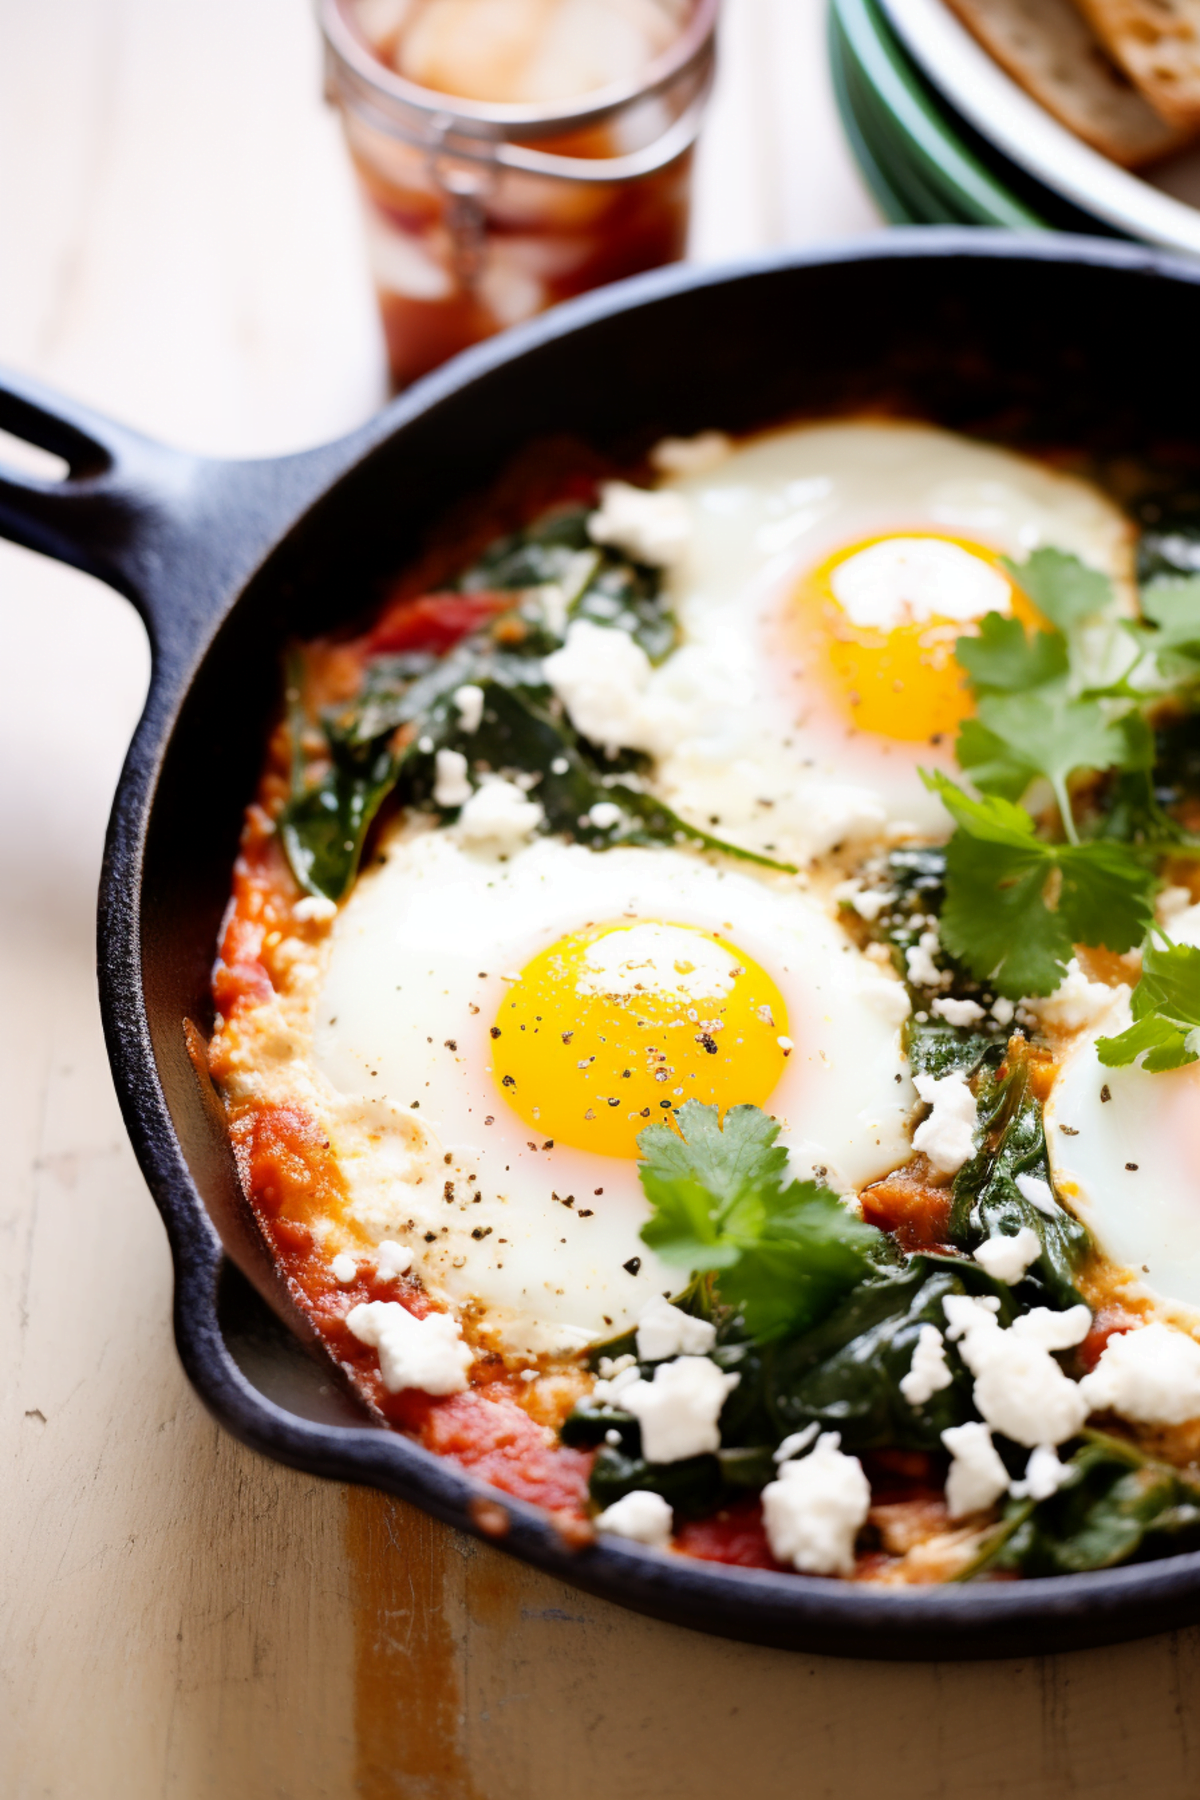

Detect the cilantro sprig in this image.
[924,771,1156,998]
[1096,938,1200,1071]
[926,549,1195,999]
[636,1100,882,1341]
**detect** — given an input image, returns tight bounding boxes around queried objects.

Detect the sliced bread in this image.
[944,0,1192,165]
[1074,0,1200,130]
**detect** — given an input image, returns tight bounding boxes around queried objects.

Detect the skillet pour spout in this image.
[5,231,1200,1658]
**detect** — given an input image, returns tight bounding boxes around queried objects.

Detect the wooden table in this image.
[4,3,1199,1794]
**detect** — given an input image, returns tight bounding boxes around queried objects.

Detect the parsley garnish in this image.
[1096,938,1200,1071]
[925,772,1156,998]
[636,1100,883,1341]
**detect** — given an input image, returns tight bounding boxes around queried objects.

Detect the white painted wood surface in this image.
[4,4,1199,1796]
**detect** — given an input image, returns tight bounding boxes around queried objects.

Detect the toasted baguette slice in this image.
[1074,0,1200,129]
[944,0,1192,166]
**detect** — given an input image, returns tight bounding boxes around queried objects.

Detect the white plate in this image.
[880,0,1200,256]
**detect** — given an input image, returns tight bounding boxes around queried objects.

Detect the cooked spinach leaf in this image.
[965,1431,1200,1578]
[946,1043,1089,1310]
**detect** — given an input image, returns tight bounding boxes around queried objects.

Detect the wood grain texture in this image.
[7,1,1200,1796]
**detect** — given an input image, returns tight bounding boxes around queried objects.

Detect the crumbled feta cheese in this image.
[941,1422,1010,1518]
[773,1424,819,1464]
[331,1252,357,1285]
[433,747,473,808]
[1011,1305,1091,1351]
[944,1295,1089,1447]
[650,431,731,476]
[905,930,950,990]
[587,480,691,567]
[591,1362,642,1407]
[292,893,337,924]
[1015,1172,1058,1216]
[1030,958,1128,1033]
[899,1324,953,1406]
[1157,884,1194,924]
[587,800,622,830]
[375,1239,413,1280]
[833,877,897,922]
[991,997,1015,1027]
[635,1295,717,1362]
[455,777,544,849]
[1010,1443,1071,1501]
[761,1433,871,1575]
[618,1356,739,1463]
[942,1293,1002,1341]
[1080,1322,1200,1425]
[931,996,986,1027]
[912,1070,978,1175]
[543,619,659,757]
[346,1300,473,1395]
[596,1352,636,1380]
[973,1226,1042,1285]
[860,969,912,1027]
[594,1489,674,1549]
[452,683,485,734]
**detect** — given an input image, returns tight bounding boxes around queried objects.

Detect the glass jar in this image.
[321,0,718,388]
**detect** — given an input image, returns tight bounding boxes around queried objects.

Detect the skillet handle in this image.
[0,365,363,682]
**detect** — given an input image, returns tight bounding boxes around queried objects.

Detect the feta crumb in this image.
[833,877,897,921]
[991,997,1015,1027]
[594,1488,674,1549]
[452,683,485,734]
[773,1423,819,1464]
[899,1324,953,1406]
[455,777,544,849]
[945,1295,1089,1447]
[931,996,986,1027]
[346,1301,473,1395]
[1011,1304,1091,1351]
[861,969,912,1027]
[973,1226,1042,1285]
[543,619,657,757]
[1030,958,1128,1033]
[1015,1172,1058,1216]
[375,1239,413,1280]
[1158,884,1194,924]
[587,480,691,567]
[650,431,731,476]
[635,1295,717,1362]
[587,800,622,830]
[1080,1322,1200,1425]
[761,1433,871,1575]
[292,893,337,924]
[591,1362,642,1407]
[912,1070,978,1175]
[596,1353,636,1380]
[618,1356,739,1463]
[1010,1443,1071,1502]
[331,1252,357,1285]
[433,747,472,808]
[905,930,950,990]
[942,1293,1002,1341]
[941,1422,1010,1518]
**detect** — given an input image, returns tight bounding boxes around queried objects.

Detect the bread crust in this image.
[1073,0,1200,130]
[945,0,1193,165]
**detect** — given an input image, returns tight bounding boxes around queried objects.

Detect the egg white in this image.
[645,419,1134,861]
[312,823,915,1356]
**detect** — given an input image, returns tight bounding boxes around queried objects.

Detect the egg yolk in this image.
[792,532,1038,743]
[491,920,790,1157]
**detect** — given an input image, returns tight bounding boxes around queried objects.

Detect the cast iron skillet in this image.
[5,230,1200,1660]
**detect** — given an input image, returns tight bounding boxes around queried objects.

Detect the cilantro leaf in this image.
[958,686,1134,838]
[1002,548,1113,632]
[926,773,1156,997]
[637,1101,882,1341]
[955,611,1068,693]
[1097,939,1200,1071]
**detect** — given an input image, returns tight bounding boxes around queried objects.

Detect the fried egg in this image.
[312,824,914,1355]
[1046,991,1200,1318]
[642,420,1134,862]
